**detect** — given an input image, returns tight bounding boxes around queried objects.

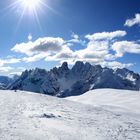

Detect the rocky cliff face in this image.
[8,61,140,97]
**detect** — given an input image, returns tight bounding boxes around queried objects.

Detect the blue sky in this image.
[0,0,140,75]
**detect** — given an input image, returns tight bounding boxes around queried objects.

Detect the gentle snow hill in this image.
[67,89,140,115]
[1,90,140,140]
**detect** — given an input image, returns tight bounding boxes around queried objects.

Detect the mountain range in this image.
[4,61,139,97]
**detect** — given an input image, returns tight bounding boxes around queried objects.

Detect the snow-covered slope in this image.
[67,89,140,114]
[1,89,140,140]
[8,61,140,97]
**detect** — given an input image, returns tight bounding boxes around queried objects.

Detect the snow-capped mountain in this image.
[8,61,140,97]
[0,76,13,89]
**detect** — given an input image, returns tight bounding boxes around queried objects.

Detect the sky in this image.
[0,0,140,76]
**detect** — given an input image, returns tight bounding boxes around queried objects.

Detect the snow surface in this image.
[0,89,140,140]
[67,89,140,114]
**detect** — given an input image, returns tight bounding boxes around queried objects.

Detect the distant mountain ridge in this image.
[0,75,19,89]
[8,61,140,97]
[0,76,13,89]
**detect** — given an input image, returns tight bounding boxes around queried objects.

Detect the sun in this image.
[21,0,41,11]
[8,0,57,33]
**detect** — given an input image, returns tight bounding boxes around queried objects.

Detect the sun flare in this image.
[21,0,41,11]
[8,0,57,33]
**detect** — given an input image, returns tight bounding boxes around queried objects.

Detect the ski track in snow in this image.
[0,90,140,140]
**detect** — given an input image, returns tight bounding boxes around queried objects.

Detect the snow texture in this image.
[0,89,140,140]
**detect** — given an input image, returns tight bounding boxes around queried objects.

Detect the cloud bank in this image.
[0,58,21,76]
[10,30,140,69]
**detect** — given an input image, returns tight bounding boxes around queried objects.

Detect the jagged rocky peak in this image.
[33,68,47,73]
[72,61,102,71]
[20,70,29,79]
[72,61,84,71]
[31,68,48,77]
[51,62,69,77]
[71,61,90,76]
[115,68,140,81]
[115,68,132,75]
[61,62,69,70]
[71,61,102,80]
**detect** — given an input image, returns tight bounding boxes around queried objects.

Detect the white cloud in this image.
[101,61,133,69]
[0,58,21,75]
[31,37,65,52]
[68,32,86,46]
[0,67,13,72]
[112,41,140,57]
[11,37,66,56]
[44,46,75,62]
[74,40,110,62]
[0,66,25,76]
[23,53,47,63]
[85,30,126,40]
[11,41,35,56]
[125,13,140,27]
[0,58,21,67]
[22,46,73,63]
[71,32,79,40]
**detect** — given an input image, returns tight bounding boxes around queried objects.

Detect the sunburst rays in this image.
[5,0,59,34]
